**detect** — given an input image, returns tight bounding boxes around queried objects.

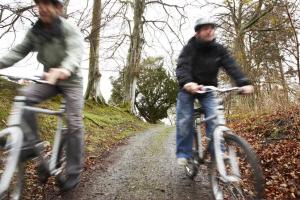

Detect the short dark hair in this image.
[194,24,216,32]
[34,0,62,6]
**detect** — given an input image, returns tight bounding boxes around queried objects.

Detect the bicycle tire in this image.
[7,163,25,200]
[55,137,67,188]
[0,141,25,200]
[209,132,265,200]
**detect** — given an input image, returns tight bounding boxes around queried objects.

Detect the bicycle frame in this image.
[194,87,241,182]
[0,95,66,194]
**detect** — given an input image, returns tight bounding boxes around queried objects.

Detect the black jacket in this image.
[176,37,251,87]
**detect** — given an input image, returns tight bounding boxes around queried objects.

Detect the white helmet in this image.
[194,17,217,32]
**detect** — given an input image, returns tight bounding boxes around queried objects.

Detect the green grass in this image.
[0,78,148,155]
[0,79,18,127]
[149,126,174,154]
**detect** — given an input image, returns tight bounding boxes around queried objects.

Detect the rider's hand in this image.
[56,68,71,80]
[183,82,204,94]
[44,68,71,85]
[240,85,254,94]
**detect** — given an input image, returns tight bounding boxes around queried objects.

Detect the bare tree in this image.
[285,1,300,85]
[221,0,276,75]
[122,0,190,113]
[123,0,146,112]
[62,0,71,16]
[0,3,35,40]
[84,0,106,104]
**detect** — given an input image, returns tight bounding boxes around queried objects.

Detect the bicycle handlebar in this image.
[0,74,49,84]
[196,86,240,94]
[0,73,66,106]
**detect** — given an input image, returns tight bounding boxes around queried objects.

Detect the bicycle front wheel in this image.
[6,163,25,200]
[0,126,26,200]
[209,132,265,200]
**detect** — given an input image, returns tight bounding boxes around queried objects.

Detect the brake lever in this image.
[196,90,206,94]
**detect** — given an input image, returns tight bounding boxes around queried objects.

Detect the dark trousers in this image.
[19,83,84,176]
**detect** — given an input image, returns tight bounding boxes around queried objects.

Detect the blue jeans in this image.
[176,89,218,158]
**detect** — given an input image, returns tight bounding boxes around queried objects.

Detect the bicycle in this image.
[184,86,265,200]
[0,75,68,200]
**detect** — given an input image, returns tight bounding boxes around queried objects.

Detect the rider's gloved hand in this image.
[183,82,204,94]
[240,85,254,94]
[44,68,71,85]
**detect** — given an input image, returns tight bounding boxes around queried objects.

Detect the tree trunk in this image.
[285,4,300,85]
[275,39,289,101]
[229,0,275,80]
[84,0,106,104]
[124,0,145,113]
[296,39,300,85]
[233,33,250,74]
[278,58,289,101]
[266,62,272,93]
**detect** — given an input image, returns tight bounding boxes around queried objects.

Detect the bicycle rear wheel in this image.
[209,132,265,200]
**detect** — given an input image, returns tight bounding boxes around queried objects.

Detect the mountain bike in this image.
[185,86,265,200]
[0,75,68,200]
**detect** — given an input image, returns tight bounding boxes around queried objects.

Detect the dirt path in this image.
[45,126,212,200]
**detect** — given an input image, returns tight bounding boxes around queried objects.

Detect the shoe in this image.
[177,157,188,166]
[37,161,50,184]
[56,174,80,192]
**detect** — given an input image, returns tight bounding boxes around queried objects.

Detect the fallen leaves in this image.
[228,106,300,199]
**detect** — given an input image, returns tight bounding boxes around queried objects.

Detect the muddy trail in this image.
[44,126,213,200]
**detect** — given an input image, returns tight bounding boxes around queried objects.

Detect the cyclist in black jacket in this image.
[175,17,254,166]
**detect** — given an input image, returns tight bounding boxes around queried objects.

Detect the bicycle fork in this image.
[213,126,240,183]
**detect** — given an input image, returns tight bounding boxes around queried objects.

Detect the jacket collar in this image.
[188,36,216,50]
[31,17,63,40]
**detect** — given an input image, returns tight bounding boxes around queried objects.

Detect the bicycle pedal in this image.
[37,163,50,184]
